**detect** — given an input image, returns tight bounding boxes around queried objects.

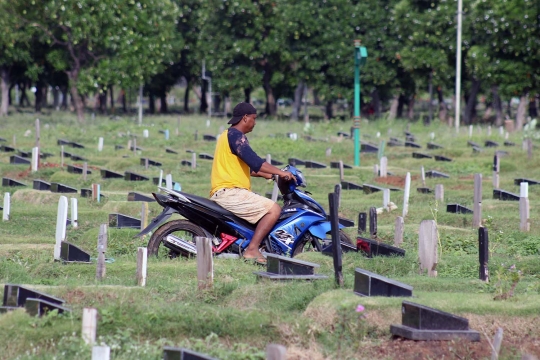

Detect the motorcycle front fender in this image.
[134,206,175,238]
[308,221,344,240]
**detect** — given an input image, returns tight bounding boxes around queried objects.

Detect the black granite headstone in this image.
[128,192,156,202]
[60,241,91,263]
[33,179,51,191]
[61,150,73,158]
[152,177,166,186]
[304,161,327,169]
[412,152,432,159]
[67,165,92,175]
[434,155,452,162]
[425,170,450,178]
[446,204,473,214]
[341,181,363,190]
[405,141,422,149]
[203,134,217,141]
[288,158,305,166]
[100,169,124,179]
[427,142,444,150]
[0,137,6,142]
[70,154,87,162]
[80,189,92,198]
[180,160,192,167]
[504,141,515,147]
[493,189,519,201]
[115,145,124,150]
[1,145,16,152]
[485,140,499,148]
[369,207,377,238]
[139,158,162,167]
[199,153,214,160]
[356,237,406,258]
[163,347,218,360]
[331,162,353,169]
[3,284,65,307]
[321,240,358,256]
[9,155,30,164]
[129,145,143,151]
[165,148,178,154]
[479,227,489,281]
[57,139,71,146]
[18,150,31,158]
[254,253,328,280]
[360,142,378,153]
[467,141,481,147]
[363,184,384,194]
[514,178,540,186]
[2,178,26,187]
[416,187,432,194]
[124,172,149,181]
[69,142,85,149]
[358,212,367,234]
[337,131,350,138]
[50,183,78,193]
[25,298,71,317]
[108,213,141,228]
[354,268,412,297]
[472,146,482,153]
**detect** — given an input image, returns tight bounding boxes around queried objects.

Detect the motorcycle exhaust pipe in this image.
[163,234,197,255]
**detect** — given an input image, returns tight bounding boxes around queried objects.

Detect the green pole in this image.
[354,42,361,167]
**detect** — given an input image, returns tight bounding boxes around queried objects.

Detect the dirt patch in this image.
[375,175,418,188]
[15,162,61,178]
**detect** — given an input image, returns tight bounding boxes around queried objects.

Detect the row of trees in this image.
[0,0,539,127]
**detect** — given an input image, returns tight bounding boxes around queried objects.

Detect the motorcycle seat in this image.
[176,191,255,230]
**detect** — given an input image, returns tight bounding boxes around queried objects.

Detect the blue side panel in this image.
[309,221,344,239]
[271,210,327,254]
[226,222,254,246]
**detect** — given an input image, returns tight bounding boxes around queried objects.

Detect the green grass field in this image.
[1,111,539,359]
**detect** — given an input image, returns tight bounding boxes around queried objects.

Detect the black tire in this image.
[292,230,353,257]
[147,220,206,258]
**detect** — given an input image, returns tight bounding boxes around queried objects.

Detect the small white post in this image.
[70,198,78,228]
[96,224,107,280]
[2,193,10,221]
[165,174,173,190]
[82,308,98,345]
[92,346,110,360]
[394,216,404,246]
[266,154,271,164]
[430,132,435,140]
[402,172,411,217]
[380,156,388,178]
[133,138,137,155]
[520,182,530,232]
[35,118,40,170]
[83,162,88,181]
[373,164,379,177]
[31,147,39,172]
[469,125,473,138]
[383,188,390,211]
[266,344,287,360]
[421,166,426,187]
[487,126,492,136]
[491,328,503,360]
[164,129,169,140]
[473,174,482,228]
[141,202,149,231]
[158,169,163,188]
[195,237,213,290]
[143,129,149,138]
[127,139,132,151]
[136,247,148,286]
[419,220,438,277]
[435,184,444,202]
[54,196,68,260]
[493,155,500,189]
[191,152,197,169]
[98,137,104,152]
[61,145,64,168]
[338,160,344,182]
[499,126,504,137]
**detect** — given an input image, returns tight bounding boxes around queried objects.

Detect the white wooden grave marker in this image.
[96,224,107,280]
[82,308,98,345]
[195,237,213,290]
[520,182,530,232]
[92,346,110,360]
[473,174,482,228]
[70,198,78,228]
[435,184,444,202]
[2,193,10,221]
[54,196,68,260]
[402,172,411,217]
[418,220,438,277]
[394,216,404,246]
[136,247,148,286]
[98,137,104,152]
[380,156,388,178]
[31,147,39,172]
[191,152,197,169]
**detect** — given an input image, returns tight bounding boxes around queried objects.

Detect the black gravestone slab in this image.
[25,298,71,317]
[337,131,350,138]
[41,152,53,159]
[2,178,26,187]
[61,150,73,158]
[416,187,432,194]
[358,212,367,234]
[514,178,540,186]
[472,146,482,153]
[425,170,450,178]
[504,141,515,147]
[70,155,87,162]
[124,172,149,181]
[33,179,51,191]
[341,181,363,190]
[57,139,71,146]
[139,158,162,167]
[67,165,92,174]
[50,183,78,193]
[493,189,519,201]
[0,137,6,142]
[165,148,178,154]
[158,130,166,134]
[108,213,141,229]
[467,141,481,147]
[412,152,432,159]
[3,284,65,307]
[1,145,16,152]
[186,149,195,153]
[198,153,214,160]
[360,142,378,153]
[80,189,92,198]
[0,306,18,313]
[9,155,30,164]
[60,241,91,263]
[331,162,353,169]
[129,145,143,151]
[405,141,422,149]
[434,155,452,162]
[304,160,327,169]
[485,140,499,148]
[446,204,473,214]
[354,268,412,297]
[100,169,124,179]
[69,142,85,149]
[163,347,218,360]
[181,160,192,167]
[270,159,283,166]
[405,135,416,142]
[153,177,166,186]
[254,253,328,280]
[356,237,406,258]
[288,158,305,166]
[362,184,384,194]
[115,145,124,150]
[128,192,156,202]
[18,150,31,158]
[321,240,358,256]
[265,192,284,201]
[390,301,480,341]
[203,134,217,141]
[427,142,444,150]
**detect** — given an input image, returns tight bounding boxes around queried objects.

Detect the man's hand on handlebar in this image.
[279,170,297,183]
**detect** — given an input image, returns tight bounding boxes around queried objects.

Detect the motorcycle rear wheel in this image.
[147,220,206,258]
[293,230,353,257]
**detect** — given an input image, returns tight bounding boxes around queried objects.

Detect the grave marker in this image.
[369,207,377,238]
[70,198,78,228]
[164,129,169,140]
[60,241,91,262]
[31,147,39,172]
[520,182,530,231]
[338,160,344,182]
[195,237,213,290]
[54,196,68,260]
[92,184,101,202]
[329,192,343,286]
[491,328,503,360]
[136,247,147,286]
[33,179,51,191]
[356,236,406,257]
[380,156,387,177]
[191,152,197,169]
[82,308,98,345]
[109,213,141,228]
[383,188,390,210]
[358,212,367,234]
[394,216,404,246]
[51,183,78,193]
[83,162,88,181]
[92,346,110,360]
[373,164,379,177]
[426,170,450,178]
[479,227,489,282]
[266,344,286,360]
[354,268,412,297]
[403,172,411,217]
[163,347,217,360]
[254,254,327,280]
[2,178,26,187]
[96,224,107,280]
[2,193,10,221]
[9,155,30,165]
[412,152,432,159]
[493,155,500,189]
[473,174,482,228]
[166,174,173,190]
[435,184,444,202]
[418,220,438,277]
[98,137,103,152]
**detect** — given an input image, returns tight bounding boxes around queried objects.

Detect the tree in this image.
[9,0,179,123]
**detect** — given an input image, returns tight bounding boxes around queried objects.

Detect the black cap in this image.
[228,102,257,125]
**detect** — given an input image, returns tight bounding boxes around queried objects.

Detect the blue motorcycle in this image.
[138,165,354,258]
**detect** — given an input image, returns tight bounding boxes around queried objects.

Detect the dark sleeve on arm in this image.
[228,128,265,173]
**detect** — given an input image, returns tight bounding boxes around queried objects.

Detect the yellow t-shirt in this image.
[210,129,251,196]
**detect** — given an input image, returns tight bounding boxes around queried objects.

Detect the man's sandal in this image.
[243,255,267,266]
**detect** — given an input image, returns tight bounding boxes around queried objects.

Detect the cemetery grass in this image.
[0,112,540,359]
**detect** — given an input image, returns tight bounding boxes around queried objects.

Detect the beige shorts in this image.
[210,188,275,224]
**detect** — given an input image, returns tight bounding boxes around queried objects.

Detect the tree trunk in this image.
[183,81,190,113]
[325,100,334,119]
[98,88,107,113]
[428,71,434,123]
[491,85,503,126]
[199,81,208,114]
[119,89,127,113]
[388,93,399,120]
[371,88,381,118]
[407,95,415,120]
[148,91,156,114]
[244,88,251,103]
[506,99,512,119]
[159,93,168,114]
[464,78,480,125]
[313,89,321,106]
[109,86,115,114]
[52,87,60,109]
[35,79,45,113]
[397,94,405,118]
[213,94,221,114]
[529,94,538,118]
[224,96,231,115]
[60,85,68,110]
[67,70,85,123]
[515,91,528,130]
[0,67,9,116]
[437,87,448,123]
[290,81,303,121]
[8,83,14,106]
[263,63,276,116]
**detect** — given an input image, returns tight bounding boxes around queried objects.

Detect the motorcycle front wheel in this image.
[147,219,206,258]
[292,230,353,257]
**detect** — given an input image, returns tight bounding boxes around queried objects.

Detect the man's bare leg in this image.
[243,203,281,259]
